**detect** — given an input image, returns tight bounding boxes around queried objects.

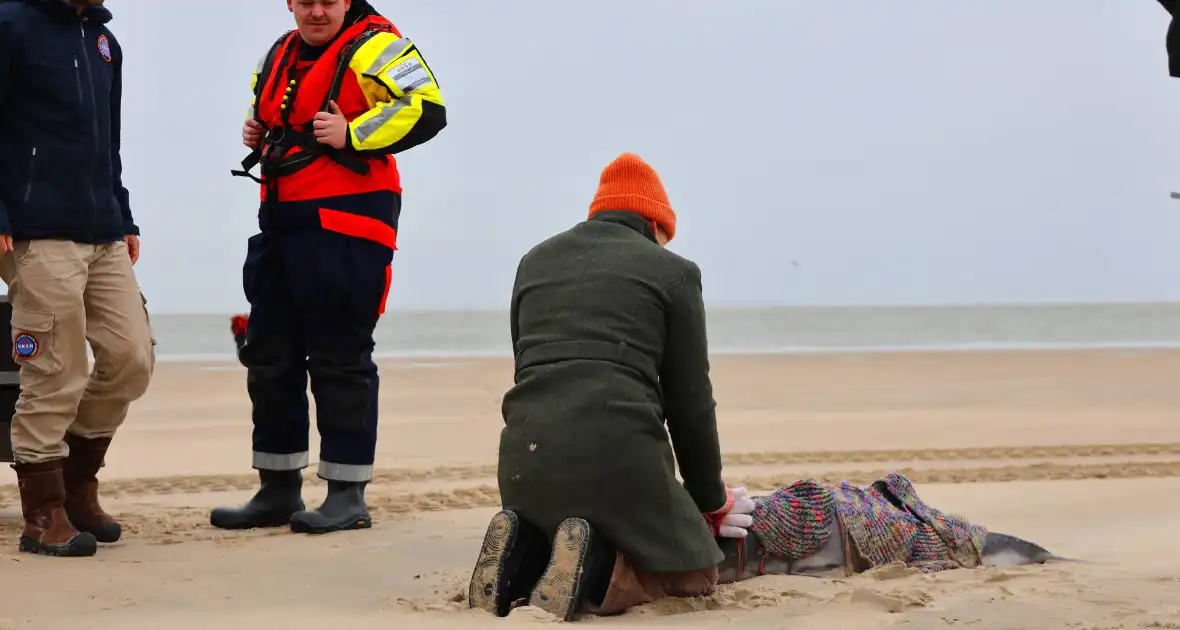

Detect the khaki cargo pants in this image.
[0,239,156,464]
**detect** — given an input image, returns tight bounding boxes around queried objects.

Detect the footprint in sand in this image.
[866,562,922,581]
[833,587,934,613]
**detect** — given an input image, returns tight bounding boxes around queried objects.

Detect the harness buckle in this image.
[265,126,288,146]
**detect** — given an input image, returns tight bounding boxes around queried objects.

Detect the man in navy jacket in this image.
[0,0,155,558]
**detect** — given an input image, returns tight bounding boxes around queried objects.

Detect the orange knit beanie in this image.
[588,153,677,241]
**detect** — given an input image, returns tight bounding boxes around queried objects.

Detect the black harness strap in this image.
[231,25,391,190]
[231,30,293,184]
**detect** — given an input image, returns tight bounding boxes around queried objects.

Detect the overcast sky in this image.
[106,0,1180,313]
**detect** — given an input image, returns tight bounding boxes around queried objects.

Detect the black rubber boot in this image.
[209,469,305,530]
[288,480,371,534]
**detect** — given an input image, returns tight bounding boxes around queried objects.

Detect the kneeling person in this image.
[466,153,751,621]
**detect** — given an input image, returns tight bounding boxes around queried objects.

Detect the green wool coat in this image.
[497,210,728,573]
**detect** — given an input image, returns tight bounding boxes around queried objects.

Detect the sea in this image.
[149,302,1180,361]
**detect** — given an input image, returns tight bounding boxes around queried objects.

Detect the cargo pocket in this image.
[10,308,59,375]
[241,233,271,306]
[139,291,157,348]
[12,240,36,265]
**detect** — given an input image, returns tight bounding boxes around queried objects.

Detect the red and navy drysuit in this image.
[231,11,446,483]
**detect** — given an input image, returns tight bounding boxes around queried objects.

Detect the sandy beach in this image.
[3,348,1180,629]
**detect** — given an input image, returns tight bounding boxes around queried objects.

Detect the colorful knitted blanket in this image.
[749,472,987,573]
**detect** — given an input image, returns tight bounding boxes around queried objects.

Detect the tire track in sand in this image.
[4,458,1180,548]
[360,459,1180,516]
[4,442,1180,504]
[329,458,1180,551]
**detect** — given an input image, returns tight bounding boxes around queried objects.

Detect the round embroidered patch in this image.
[97,34,112,62]
[14,333,38,360]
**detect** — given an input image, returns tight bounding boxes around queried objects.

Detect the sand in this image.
[2,348,1180,629]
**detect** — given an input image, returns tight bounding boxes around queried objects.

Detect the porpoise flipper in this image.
[981,532,1080,566]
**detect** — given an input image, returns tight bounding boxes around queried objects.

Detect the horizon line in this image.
[144,299,1180,317]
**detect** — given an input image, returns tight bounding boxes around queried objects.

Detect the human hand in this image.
[243,118,264,149]
[718,487,754,539]
[728,486,755,515]
[704,486,755,539]
[230,314,249,338]
[312,100,348,149]
[124,234,140,265]
[0,235,11,255]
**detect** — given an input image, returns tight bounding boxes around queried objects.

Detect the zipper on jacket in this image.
[80,18,99,239]
[72,56,84,103]
[23,148,36,203]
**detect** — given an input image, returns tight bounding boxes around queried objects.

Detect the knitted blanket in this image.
[749,472,987,573]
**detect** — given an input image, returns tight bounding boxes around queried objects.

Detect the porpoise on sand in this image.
[717,528,1073,583]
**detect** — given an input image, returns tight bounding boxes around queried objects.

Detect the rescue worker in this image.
[0,0,156,558]
[466,153,749,621]
[210,0,447,535]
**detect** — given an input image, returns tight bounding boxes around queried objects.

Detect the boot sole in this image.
[209,504,305,530]
[468,510,521,616]
[210,515,300,530]
[288,514,372,535]
[19,533,98,557]
[529,517,593,622]
[87,528,122,544]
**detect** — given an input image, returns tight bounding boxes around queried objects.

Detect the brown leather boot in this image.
[62,434,122,543]
[13,460,98,557]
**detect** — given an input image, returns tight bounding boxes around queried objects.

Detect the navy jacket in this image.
[0,0,137,244]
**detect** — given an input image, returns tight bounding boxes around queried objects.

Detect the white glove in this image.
[718,487,755,538]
